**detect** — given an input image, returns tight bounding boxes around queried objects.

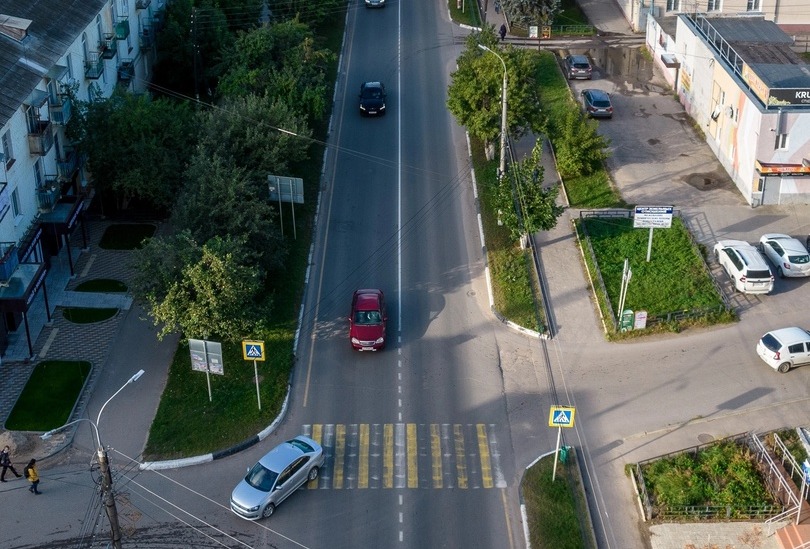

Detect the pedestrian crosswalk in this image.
[301,423,507,490]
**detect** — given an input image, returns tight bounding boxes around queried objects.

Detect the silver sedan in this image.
[230,435,324,520]
[758,233,810,278]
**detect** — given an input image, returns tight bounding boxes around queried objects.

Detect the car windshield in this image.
[591,98,610,107]
[362,87,382,99]
[573,62,590,69]
[747,270,771,279]
[355,310,382,325]
[760,334,781,353]
[287,438,314,453]
[245,462,279,492]
[788,254,810,264]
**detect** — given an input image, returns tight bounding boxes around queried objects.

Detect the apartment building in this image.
[648,13,810,205]
[619,0,810,35]
[0,0,164,359]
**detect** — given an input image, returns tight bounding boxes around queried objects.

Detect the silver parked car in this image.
[230,435,324,520]
[758,233,810,278]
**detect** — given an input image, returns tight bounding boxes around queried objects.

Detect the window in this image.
[775,133,788,150]
[666,0,681,11]
[33,159,43,189]
[65,53,73,80]
[11,188,21,219]
[789,343,804,354]
[747,0,760,10]
[707,0,721,10]
[1,131,14,169]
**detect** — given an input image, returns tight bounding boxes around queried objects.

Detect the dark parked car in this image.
[564,54,592,80]
[581,89,613,119]
[349,289,387,350]
[359,81,386,116]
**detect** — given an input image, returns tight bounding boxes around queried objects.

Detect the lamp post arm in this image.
[41,417,102,448]
[96,369,145,428]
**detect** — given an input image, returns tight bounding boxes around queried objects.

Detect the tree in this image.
[502,0,561,27]
[196,93,312,180]
[173,154,287,275]
[553,109,610,178]
[447,26,543,149]
[66,90,196,214]
[147,236,269,341]
[217,20,335,124]
[269,0,345,27]
[508,140,566,239]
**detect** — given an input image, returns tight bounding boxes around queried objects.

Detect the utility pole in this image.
[98,447,122,549]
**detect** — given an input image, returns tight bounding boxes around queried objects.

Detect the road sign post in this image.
[633,206,673,262]
[242,341,266,410]
[189,339,224,402]
[548,406,576,481]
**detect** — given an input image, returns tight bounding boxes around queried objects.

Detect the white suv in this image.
[757,327,810,373]
[713,240,774,295]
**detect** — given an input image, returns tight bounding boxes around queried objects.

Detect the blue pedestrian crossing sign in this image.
[242,340,265,361]
[548,406,575,428]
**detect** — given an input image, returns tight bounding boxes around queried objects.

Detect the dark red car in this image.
[349,289,387,351]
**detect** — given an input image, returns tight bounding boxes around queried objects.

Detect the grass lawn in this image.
[63,308,118,323]
[523,452,593,549]
[5,361,92,431]
[74,279,128,292]
[448,0,482,28]
[99,223,156,250]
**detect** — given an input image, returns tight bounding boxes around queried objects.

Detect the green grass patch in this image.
[448,0,482,28]
[144,7,347,459]
[640,441,775,518]
[5,361,92,431]
[63,308,118,323]
[470,137,542,332]
[74,279,128,293]
[99,223,156,250]
[523,452,591,549]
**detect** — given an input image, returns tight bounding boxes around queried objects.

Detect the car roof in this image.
[764,327,810,345]
[258,436,318,471]
[583,89,609,99]
[761,234,807,253]
[716,240,770,267]
[354,289,383,310]
[568,54,589,62]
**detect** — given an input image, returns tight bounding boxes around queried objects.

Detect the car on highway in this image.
[349,289,387,350]
[581,89,613,119]
[756,327,810,373]
[230,436,324,520]
[359,81,386,116]
[758,233,810,278]
[365,0,385,6]
[563,54,592,80]
[713,240,774,294]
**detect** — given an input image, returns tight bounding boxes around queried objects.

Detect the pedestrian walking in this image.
[0,445,22,481]
[494,0,500,13]
[499,23,507,41]
[24,459,40,494]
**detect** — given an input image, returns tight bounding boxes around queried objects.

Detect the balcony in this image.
[48,94,72,126]
[117,59,135,87]
[27,121,54,156]
[36,180,60,212]
[115,18,130,40]
[0,243,19,282]
[140,26,153,48]
[84,52,104,79]
[100,34,117,60]
[57,151,79,182]
[136,0,152,9]
[152,11,166,32]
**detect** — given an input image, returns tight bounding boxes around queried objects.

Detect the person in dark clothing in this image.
[499,24,507,41]
[0,446,22,481]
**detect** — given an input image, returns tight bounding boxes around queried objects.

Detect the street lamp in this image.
[42,369,145,549]
[478,44,508,180]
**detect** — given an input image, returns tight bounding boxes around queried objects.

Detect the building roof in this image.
[0,0,106,129]
[687,15,810,108]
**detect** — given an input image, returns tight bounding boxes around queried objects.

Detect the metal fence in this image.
[633,432,789,522]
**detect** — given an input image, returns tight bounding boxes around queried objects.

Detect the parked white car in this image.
[756,327,810,373]
[713,240,774,295]
[758,233,810,278]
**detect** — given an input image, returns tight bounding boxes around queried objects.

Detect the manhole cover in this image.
[697,433,715,444]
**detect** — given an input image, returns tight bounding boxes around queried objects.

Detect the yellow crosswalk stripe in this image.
[477,424,494,489]
[308,424,322,489]
[333,424,345,489]
[407,423,418,488]
[384,423,393,488]
[430,424,442,489]
[454,424,468,489]
[359,423,369,489]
